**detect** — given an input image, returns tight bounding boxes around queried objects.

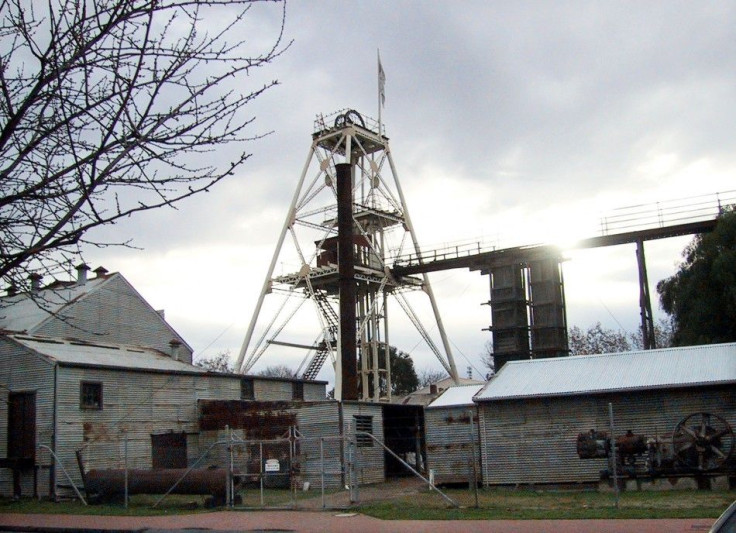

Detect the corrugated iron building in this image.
[198,400,385,489]
[0,334,327,498]
[424,384,484,485]
[474,343,736,487]
[0,267,194,364]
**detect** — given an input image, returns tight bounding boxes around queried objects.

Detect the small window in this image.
[292,381,304,401]
[241,378,254,400]
[354,415,373,447]
[80,382,103,410]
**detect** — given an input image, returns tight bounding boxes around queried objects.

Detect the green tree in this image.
[362,344,419,397]
[657,207,736,346]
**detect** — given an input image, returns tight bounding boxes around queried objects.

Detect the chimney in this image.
[93,266,109,278]
[429,383,438,395]
[76,263,91,285]
[169,339,182,361]
[28,273,42,294]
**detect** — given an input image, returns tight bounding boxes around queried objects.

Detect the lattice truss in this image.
[236,110,457,399]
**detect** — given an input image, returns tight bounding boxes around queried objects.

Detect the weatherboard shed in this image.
[474,343,736,487]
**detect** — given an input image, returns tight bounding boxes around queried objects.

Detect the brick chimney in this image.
[93,266,109,278]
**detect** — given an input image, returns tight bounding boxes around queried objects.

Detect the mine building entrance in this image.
[7,391,36,467]
[382,404,425,478]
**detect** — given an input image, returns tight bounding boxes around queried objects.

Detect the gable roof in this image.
[0,274,112,333]
[475,342,736,402]
[0,270,192,353]
[8,334,208,374]
[427,384,484,409]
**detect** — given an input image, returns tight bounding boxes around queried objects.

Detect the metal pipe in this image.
[153,438,232,508]
[337,162,358,400]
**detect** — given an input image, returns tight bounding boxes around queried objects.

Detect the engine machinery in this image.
[577,412,735,480]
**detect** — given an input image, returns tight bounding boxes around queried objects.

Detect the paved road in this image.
[0,511,717,533]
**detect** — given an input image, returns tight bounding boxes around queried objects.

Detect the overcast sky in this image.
[88,1,736,381]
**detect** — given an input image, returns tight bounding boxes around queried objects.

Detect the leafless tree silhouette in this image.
[0,0,288,291]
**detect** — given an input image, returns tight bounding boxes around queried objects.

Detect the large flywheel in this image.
[672,412,735,471]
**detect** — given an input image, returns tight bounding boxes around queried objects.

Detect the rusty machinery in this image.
[577,412,735,480]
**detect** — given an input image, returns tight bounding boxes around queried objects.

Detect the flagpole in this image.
[377,49,382,136]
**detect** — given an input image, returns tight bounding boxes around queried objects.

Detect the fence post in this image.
[320,437,325,509]
[225,425,231,508]
[469,409,479,508]
[259,441,264,507]
[609,403,620,509]
[347,436,358,504]
[290,426,296,509]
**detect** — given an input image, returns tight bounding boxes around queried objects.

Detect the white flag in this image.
[378,53,386,107]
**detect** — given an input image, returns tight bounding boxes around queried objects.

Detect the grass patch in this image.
[358,488,735,520]
[1,488,733,520]
[0,494,217,516]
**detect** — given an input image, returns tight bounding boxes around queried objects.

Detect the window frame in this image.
[292,381,304,401]
[240,378,255,400]
[80,381,103,410]
[353,415,374,447]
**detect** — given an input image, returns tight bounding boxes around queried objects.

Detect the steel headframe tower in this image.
[235,109,459,401]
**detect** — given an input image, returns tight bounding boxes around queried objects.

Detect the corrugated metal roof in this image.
[0,275,112,332]
[476,342,736,402]
[10,334,209,374]
[427,384,484,408]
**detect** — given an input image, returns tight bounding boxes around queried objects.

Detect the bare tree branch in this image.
[0,0,290,291]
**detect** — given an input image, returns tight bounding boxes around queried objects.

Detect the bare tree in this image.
[568,322,631,355]
[258,364,297,378]
[194,350,234,373]
[417,367,448,389]
[480,340,494,378]
[0,0,288,291]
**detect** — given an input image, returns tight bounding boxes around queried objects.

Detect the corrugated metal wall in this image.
[0,338,56,497]
[342,402,385,485]
[425,406,481,484]
[52,367,239,498]
[295,403,343,489]
[479,385,736,486]
[197,400,384,490]
[34,275,193,363]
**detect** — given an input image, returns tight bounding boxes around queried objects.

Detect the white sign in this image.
[265,459,280,472]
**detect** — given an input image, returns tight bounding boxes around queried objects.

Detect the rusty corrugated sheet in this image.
[425,406,481,485]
